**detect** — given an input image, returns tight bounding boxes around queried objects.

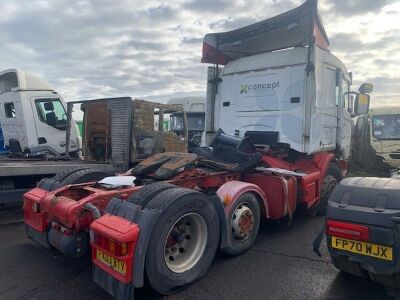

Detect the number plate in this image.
[96,249,126,275]
[331,236,393,261]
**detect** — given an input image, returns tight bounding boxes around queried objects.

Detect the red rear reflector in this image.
[32,202,41,213]
[326,219,369,241]
[93,233,128,257]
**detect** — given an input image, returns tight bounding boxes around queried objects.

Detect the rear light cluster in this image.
[326,219,370,242]
[92,233,128,256]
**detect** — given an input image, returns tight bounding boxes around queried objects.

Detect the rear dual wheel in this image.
[145,188,220,295]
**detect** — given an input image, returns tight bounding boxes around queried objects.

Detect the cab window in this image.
[341,77,351,110]
[4,102,16,118]
[35,98,67,130]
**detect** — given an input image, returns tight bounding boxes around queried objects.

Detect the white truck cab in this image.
[353,106,400,170]
[202,0,371,159]
[0,69,81,156]
[167,97,205,150]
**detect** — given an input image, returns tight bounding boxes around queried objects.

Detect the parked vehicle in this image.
[319,177,400,290]
[167,97,205,151]
[0,69,81,156]
[24,0,372,298]
[0,69,188,206]
[0,69,99,206]
[352,106,400,171]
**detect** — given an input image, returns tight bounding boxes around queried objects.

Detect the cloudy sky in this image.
[0,0,399,107]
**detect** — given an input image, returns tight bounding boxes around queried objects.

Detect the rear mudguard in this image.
[216,180,269,218]
[104,195,227,288]
[216,181,269,252]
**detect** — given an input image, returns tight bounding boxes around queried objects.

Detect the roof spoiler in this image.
[201,0,329,65]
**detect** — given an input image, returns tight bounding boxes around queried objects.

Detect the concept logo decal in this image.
[240,81,280,94]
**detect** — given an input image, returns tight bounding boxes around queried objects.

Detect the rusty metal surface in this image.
[77,98,188,169]
[132,152,198,179]
[131,100,188,162]
[81,98,132,173]
[163,132,187,153]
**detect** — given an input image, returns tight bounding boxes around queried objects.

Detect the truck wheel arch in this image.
[216,181,269,219]
[312,152,336,181]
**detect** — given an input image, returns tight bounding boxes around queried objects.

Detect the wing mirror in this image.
[354,93,370,116]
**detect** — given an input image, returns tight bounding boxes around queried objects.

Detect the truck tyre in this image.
[127,182,176,207]
[222,192,260,256]
[53,167,91,182]
[316,164,342,216]
[37,167,90,191]
[60,168,112,185]
[331,254,368,278]
[145,188,220,294]
[38,168,112,191]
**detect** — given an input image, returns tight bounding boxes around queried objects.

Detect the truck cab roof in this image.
[201,0,328,65]
[0,69,54,93]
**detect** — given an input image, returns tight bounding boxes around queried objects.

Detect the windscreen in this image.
[171,113,205,131]
[187,114,205,131]
[35,98,67,130]
[372,114,400,140]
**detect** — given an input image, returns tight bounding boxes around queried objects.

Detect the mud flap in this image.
[312,226,325,257]
[25,224,50,249]
[93,265,134,300]
[103,198,162,288]
[208,195,228,250]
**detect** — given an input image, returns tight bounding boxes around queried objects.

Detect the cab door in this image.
[336,71,352,159]
[30,97,78,155]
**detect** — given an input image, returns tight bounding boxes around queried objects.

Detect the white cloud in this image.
[0,0,398,108]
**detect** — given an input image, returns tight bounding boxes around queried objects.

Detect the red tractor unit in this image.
[87,132,349,298]
[23,0,373,298]
[25,131,346,298]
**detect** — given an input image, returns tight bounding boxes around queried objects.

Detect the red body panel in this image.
[261,151,335,209]
[38,184,139,230]
[245,173,297,219]
[23,183,141,257]
[23,188,49,232]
